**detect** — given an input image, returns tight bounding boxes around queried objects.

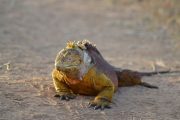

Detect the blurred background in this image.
[0,0,180,120]
[0,0,179,72]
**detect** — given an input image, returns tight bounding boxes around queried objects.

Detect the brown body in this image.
[84,42,147,89]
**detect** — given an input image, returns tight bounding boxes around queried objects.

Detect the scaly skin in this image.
[52,66,114,110]
[52,40,173,110]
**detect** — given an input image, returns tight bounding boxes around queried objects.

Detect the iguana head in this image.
[55,41,93,80]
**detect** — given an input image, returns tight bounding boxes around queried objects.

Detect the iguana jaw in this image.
[56,64,86,80]
[55,61,78,71]
[55,64,79,70]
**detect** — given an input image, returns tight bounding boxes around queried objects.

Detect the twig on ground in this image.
[0,62,11,70]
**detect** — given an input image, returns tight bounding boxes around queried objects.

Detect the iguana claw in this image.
[54,92,76,101]
[88,98,111,110]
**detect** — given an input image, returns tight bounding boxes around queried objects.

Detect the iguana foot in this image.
[88,98,111,110]
[54,92,76,101]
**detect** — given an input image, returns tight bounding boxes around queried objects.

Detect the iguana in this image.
[52,40,178,110]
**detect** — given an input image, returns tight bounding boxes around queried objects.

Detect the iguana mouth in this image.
[56,64,80,71]
[64,65,79,68]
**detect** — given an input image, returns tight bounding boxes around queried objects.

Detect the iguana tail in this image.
[139,82,158,89]
[115,68,179,89]
[138,70,180,76]
[115,68,180,77]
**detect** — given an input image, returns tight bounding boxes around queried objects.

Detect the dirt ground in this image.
[0,0,180,120]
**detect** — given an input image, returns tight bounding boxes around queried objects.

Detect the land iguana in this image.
[52,40,178,110]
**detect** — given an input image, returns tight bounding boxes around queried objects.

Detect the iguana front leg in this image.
[88,74,115,110]
[88,86,114,110]
[52,69,76,101]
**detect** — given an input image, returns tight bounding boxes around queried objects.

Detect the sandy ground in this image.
[0,0,180,120]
